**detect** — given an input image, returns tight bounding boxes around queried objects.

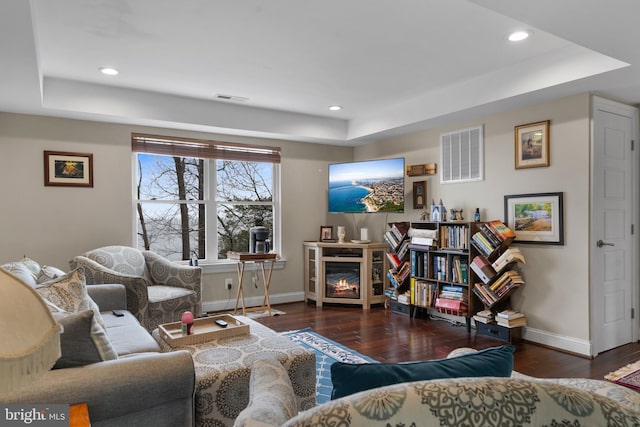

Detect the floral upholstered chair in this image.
[70,246,202,330]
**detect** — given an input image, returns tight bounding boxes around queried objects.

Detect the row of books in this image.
[472,309,527,328]
[384,222,409,251]
[387,261,411,288]
[492,247,526,273]
[438,225,468,250]
[470,221,515,257]
[472,271,524,307]
[470,248,526,286]
[495,310,527,328]
[411,279,437,308]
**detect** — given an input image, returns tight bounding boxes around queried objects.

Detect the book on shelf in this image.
[397,239,411,260]
[410,236,434,246]
[479,223,502,248]
[386,251,402,269]
[496,316,527,328]
[451,256,468,284]
[384,230,401,251]
[472,314,495,324]
[390,222,410,242]
[486,220,515,242]
[496,309,525,320]
[491,247,526,272]
[397,292,410,304]
[469,255,496,284]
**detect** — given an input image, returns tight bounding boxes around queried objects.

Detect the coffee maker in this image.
[249,226,271,253]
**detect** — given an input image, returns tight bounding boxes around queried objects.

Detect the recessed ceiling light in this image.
[329,105,342,111]
[507,31,530,42]
[99,67,119,76]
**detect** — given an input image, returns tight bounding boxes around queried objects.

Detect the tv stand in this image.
[303,241,388,309]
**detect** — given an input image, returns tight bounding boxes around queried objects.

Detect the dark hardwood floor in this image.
[256,301,640,380]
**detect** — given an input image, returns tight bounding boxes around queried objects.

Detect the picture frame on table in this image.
[514,120,550,169]
[319,226,334,242]
[412,181,426,209]
[504,192,564,245]
[44,150,94,187]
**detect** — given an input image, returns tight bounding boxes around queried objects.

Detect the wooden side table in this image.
[227,252,277,316]
[70,402,91,427]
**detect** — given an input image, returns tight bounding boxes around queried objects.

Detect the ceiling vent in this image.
[215,94,249,102]
[440,125,484,184]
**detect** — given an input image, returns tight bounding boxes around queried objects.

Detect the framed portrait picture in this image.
[44,151,94,187]
[319,226,334,242]
[504,192,564,245]
[412,181,426,209]
[514,120,550,169]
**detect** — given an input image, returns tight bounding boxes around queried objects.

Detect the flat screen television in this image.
[328,158,405,213]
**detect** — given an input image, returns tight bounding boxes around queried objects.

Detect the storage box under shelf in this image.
[475,321,521,343]
[389,299,414,316]
[159,314,249,347]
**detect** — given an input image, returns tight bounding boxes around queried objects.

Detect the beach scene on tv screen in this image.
[329,158,404,213]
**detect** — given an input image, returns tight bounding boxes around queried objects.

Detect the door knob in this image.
[597,240,615,248]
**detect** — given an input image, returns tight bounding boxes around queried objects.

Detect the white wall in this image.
[353,93,593,353]
[0,112,352,310]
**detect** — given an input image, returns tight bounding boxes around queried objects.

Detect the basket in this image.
[159,314,249,347]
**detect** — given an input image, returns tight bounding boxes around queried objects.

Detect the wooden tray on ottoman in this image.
[159,314,249,347]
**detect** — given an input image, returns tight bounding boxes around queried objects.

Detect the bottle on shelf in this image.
[474,208,481,222]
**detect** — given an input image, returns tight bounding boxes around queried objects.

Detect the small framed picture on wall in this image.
[514,120,550,169]
[412,181,426,209]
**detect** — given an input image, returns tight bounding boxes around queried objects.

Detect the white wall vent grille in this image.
[440,125,484,184]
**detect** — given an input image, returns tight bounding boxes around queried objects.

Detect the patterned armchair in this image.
[70,246,202,330]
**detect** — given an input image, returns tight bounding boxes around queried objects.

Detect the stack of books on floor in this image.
[473,310,495,324]
[495,309,527,328]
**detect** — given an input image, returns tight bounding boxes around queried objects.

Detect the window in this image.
[132,133,280,262]
[440,125,484,184]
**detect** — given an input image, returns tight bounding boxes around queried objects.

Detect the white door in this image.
[591,97,639,355]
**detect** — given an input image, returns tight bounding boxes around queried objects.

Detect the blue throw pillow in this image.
[330,345,514,399]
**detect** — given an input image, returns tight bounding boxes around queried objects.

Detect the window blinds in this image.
[131,133,281,164]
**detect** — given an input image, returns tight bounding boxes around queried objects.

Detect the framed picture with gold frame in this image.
[44,150,94,187]
[514,120,550,169]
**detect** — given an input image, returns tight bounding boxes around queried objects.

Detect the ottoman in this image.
[153,316,316,427]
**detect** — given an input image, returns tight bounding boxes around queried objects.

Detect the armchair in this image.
[70,246,202,330]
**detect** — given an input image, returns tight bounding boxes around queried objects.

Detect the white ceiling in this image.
[1,0,639,146]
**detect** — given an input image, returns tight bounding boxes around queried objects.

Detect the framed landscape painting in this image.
[514,120,550,169]
[504,192,564,245]
[44,151,94,187]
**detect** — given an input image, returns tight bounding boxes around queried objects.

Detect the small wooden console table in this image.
[227,251,277,316]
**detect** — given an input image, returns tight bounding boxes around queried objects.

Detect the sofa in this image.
[1,260,196,427]
[234,346,640,427]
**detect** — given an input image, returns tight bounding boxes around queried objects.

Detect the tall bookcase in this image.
[409,221,475,329]
[408,220,523,333]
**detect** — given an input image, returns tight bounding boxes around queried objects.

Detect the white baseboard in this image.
[522,327,592,356]
[202,291,305,314]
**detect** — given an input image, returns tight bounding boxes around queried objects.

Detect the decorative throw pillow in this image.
[35,267,106,330]
[1,261,38,287]
[36,265,66,284]
[52,309,118,368]
[233,358,297,427]
[330,344,515,399]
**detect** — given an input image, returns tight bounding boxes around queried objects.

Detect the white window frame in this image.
[131,134,282,273]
